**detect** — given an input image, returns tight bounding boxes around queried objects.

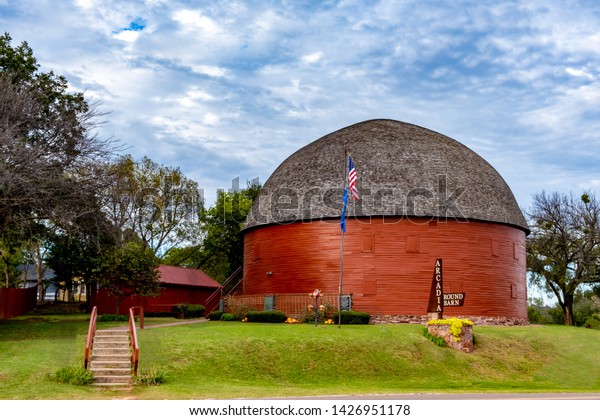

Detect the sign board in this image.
[427,259,444,314]
[340,294,352,311]
[443,293,466,307]
[427,259,466,315]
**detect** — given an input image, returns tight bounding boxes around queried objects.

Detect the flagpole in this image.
[339,147,348,329]
[338,226,344,329]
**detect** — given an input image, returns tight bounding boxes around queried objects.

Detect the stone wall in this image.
[370,314,528,326]
[427,323,474,353]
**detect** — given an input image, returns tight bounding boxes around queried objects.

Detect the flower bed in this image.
[427,318,474,352]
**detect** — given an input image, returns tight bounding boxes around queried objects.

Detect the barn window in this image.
[363,279,377,295]
[513,242,521,260]
[491,239,499,257]
[362,235,374,253]
[254,242,261,261]
[406,235,419,253]
[511,283,518,299]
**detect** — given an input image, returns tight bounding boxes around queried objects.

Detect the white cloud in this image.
[579,179,600,189]
[301,52,323,65]
[172,9,222,37]
[4,0,600,205]
[74,0,96,10]
[565,67,594,80]
[191,65,227,78]
[112,30,140,43]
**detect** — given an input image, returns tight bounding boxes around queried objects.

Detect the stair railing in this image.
[128,307,140,375]
[84,306,97,369]
[204,266,243,315]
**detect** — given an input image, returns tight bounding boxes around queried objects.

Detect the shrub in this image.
[97,314,129,322]
[245,311,287,323]
[231,303,252,320]
[528,305,544,324]
[422,328,447,347]
[186,304,205,318]
[145,312,175,318]
[427,318,474,342]
[209,311,224,321]
[135,367,167,385]
[332,311,371,325]
[221,313,237,321]
[51,366,94,385]
[583,314,600,330]
[173,303,205,319]
[548,306,565,325]
[574,298,596,327]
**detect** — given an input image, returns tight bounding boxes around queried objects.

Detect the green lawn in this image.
[1,315,599,399]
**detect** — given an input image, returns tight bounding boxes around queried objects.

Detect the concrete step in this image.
[90,329,134,386]
[92,375,132,385]
[90,360,131,369]
[93,339,129,347]
[94,341,129,348]
[94,330,129,338]
[92,347,130,356]
[91,367,131,376]
[95,332,128,337]
[91,354,131,362]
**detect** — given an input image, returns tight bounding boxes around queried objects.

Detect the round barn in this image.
[241,119,529,323]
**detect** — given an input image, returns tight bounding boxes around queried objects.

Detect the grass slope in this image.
[1,316,599,399]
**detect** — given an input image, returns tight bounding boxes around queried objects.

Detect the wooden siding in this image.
[0,287,37,319]
[92,285,218,315]
[243,218,527,319]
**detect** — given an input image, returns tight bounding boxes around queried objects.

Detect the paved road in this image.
[280,392,600,400]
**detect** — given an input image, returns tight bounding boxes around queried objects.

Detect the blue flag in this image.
[340,187,348,233]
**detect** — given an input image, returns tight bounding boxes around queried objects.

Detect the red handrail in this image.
[84,306,97,369]
[129,307,140,375]
[204,266,241,315]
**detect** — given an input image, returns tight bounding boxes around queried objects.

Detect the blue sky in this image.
[1,0,599,210]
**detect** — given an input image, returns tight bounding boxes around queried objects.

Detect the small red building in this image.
[92,265,221,315]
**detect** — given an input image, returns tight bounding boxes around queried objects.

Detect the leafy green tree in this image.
[527,297,554,325]
[95,241,161,314]
[0,229,25,287]
[46,233,93,303]
[100,155,201,257]
[163,182,260,282]
[527,191,600,326]
[20,225,53,302]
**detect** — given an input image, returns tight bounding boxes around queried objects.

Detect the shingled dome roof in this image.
[244,119,528,231]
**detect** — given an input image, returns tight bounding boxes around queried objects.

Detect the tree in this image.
[0,33,114,251]
[0,229,25,287]
[20,224,52,302]
[527,191,600,326]
[94,241,161,314]
[100,155,202,257]
[163,182,260,282]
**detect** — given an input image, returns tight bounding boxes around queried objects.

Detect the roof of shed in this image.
[244,119,528,231]
[158,265,221,289]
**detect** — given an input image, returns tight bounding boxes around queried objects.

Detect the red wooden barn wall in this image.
[243,217,527,319]
[0,286,37,319]
[92,285,217,315]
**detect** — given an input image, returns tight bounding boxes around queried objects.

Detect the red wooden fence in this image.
[0,287,37,319]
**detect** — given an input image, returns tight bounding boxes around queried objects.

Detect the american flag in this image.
[348,156,359,200]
